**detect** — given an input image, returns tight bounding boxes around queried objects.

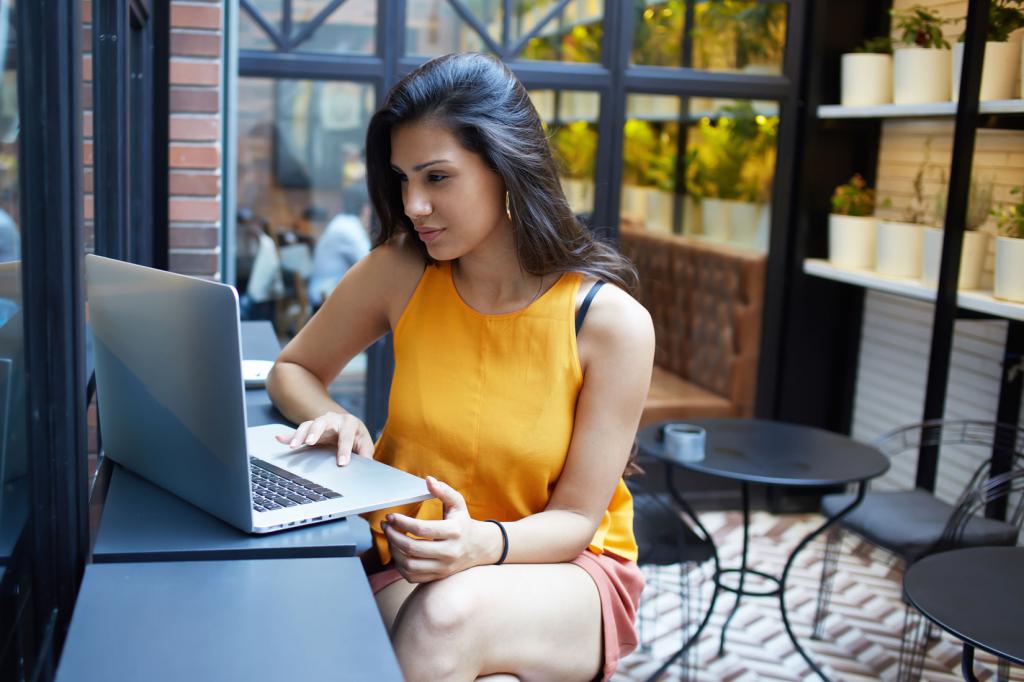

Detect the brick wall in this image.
[169,0,223,278]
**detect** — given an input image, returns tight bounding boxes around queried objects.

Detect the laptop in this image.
[85,254,431,534]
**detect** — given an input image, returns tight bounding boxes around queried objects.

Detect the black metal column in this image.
[93,0,130,260]
[917,0,989,491]
[17,0,88,664]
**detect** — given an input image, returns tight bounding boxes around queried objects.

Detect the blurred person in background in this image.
[309,184,372,309]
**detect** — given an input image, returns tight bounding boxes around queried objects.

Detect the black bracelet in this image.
[484,519,509,565]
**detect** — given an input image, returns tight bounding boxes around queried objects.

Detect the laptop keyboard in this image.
[250,458,342,513]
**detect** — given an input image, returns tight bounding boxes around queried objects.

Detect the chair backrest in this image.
[873,420,1023,499]
[936,468,1024,553]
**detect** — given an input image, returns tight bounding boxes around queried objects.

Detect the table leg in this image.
[960,644,980,682]
[643,463,723,682]
[718,482,750,656]
[779,482,867,682]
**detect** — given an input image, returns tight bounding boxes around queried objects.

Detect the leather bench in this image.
[619,230,767,426]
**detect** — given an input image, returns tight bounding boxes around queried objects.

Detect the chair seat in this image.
[631,492,715,566]
[822,488,1019,563]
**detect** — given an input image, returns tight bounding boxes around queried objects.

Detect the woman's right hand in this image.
[274,411,376,466]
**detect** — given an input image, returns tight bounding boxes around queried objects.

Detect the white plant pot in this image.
[645,190,674,234]
[893,47,951,104]
[621,184,648,222]
[560,177,593,215]
[876,220,924,277]
[994,236,1024,302]
[841,53,893,106]
[829,214,877,269]
[730,201,763,247]
[921,228,989,289]
[683,196,703,236]
[952,42,1020,102]
[701,198,732,242]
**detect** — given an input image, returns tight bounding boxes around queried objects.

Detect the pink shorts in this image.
[367,549,645,681]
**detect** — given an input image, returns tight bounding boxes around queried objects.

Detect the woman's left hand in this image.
[381,476,500,583]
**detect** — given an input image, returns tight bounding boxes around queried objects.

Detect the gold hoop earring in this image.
[505,191,513,222]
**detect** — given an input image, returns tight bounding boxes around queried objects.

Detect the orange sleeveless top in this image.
[363,261,638,565]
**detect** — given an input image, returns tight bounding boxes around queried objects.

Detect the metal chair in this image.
[628,459,718,681]
[811,421,1024,681]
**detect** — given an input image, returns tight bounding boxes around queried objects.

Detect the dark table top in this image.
[637,419,889,487]
[92,465,355,562]
[240,319,281,362]
[55,557,402,681]
[903,546,1024,666]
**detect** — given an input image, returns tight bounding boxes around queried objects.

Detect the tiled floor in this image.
[615,511,1021,682]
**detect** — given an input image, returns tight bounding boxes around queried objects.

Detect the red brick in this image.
[82,82,93,108]
[83,55,92,82]
[84,169,93,193]
[170,87,219,113]
[170,59,219,87]
[170,225,220,248]
[83,111,92,138]
[171,4,221,30]
[83,141,93,165]
[170,114,219,141]
[169,144,219,169]
[169,251,219,276]
[170,198,220,222]
[82,1,91,22]
[171,31,221,58]
[84,194,94,221]
[83,27,91,47]
[169,171,220,196]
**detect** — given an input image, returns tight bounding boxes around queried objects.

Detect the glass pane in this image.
[632,0,787,74]
[235,77,373,418]
[531,89,599,216]
[620,95,778,252]
[0,0,23,584]
[292,0,376,55]
[406,0,499,57]
[517,0,604,64]
[621,95,681,234]
[240,0,279,51]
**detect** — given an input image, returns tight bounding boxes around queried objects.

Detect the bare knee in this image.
[393,575,481,680]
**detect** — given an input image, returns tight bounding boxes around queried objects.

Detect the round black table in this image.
[637,419,890,682]
[904,547,1024,681]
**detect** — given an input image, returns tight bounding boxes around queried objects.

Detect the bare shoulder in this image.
[361,232,428,329]
[576,277,654,369]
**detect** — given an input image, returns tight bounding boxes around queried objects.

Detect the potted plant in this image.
[877,145,942,277]
[687,102,775,244]
[993,187,1024,302]
[552,120,597,215]
[952,1,1024,102]
[691,1,786,75]
[891,6,954,104]
[841,36,893,106]
[829,174,877,268]
[922,174,994,289]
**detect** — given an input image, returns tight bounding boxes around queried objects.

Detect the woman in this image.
[267,53,655,681]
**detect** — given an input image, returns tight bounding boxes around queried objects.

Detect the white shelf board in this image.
[803,259,1024,321]
[817,99,1024,119]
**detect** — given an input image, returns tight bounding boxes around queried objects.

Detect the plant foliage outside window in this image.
[686,101,778,202]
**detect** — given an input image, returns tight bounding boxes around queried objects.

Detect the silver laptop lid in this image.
[86,254,253,531]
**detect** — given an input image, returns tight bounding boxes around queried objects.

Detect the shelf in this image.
[803,259,1024,321]
[816,99,1024,120]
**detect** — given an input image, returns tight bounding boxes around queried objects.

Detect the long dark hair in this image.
[364,52,637,293]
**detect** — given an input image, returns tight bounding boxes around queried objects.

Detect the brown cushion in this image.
[640,366,737,426]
